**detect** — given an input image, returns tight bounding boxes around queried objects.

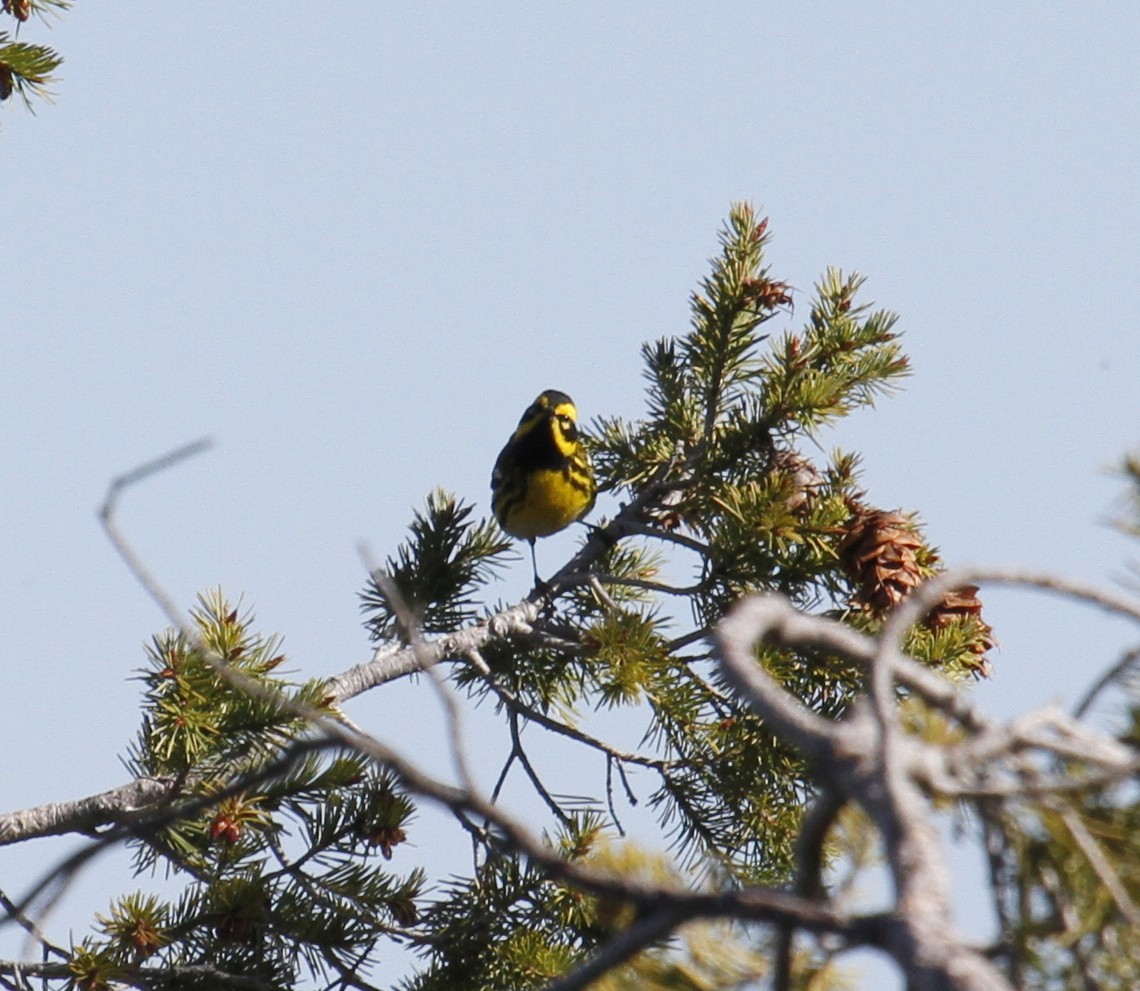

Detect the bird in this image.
[491,389,596,585]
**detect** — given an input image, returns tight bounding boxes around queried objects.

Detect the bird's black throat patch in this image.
[510,415,565,472]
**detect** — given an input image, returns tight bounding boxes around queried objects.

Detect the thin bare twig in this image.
[939,763,1140,800]
[1055,803,1140,927]
[621,521,713,556]
[508,711,572,825]
[590,573,709,597]
[666,627,710,652]
[605,757,626,837]
[1073,645,1140,720]
[98,437,213,627]
[612,757,638,808]
[882,567,1140,661]
[0,889,67,960]
[588,574,621,611]
[478,676,677,772]
[540,907,685,991]
[362,560,476,794]
[489,748,516,806]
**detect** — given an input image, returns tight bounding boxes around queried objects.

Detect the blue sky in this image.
[3,3,1139,985]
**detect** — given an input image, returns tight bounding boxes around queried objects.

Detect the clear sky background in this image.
[3,4,1139,987]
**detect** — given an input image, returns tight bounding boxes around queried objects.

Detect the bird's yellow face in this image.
[514,391,579,459]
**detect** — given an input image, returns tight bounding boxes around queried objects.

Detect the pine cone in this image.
[928,585,996,677]
[839,508,931,615]
[840,505,995,678]
[3,0,31,22]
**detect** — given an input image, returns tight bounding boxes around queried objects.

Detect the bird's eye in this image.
[558,415,577,439]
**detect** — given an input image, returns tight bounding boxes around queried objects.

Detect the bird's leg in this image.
[528,538,545,590]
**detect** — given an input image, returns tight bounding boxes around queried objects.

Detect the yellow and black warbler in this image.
[491,389,596,583]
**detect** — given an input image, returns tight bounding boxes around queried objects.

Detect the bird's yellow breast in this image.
[500,466,593,539]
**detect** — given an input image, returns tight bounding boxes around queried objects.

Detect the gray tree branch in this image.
[715,593,1012,991]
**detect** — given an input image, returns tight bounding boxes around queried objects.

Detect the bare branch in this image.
[98,438,213,627]
[588,573,622,611]
[541,907,686,991]
[881,567,1140,660]
[507,710,572,824]
[0,959,274,990]
[715,593,1011,991]
[774,789,846,991]
[605,757,628,836]
[1055,803,1140,927]
[477,670,678,773]
[0,888,67,960]
[0,776,177,846]
[364,564,477,794]
[1073,645,1140,719]
[620,520,714,556]
[565,572,709,597]
[713,595,852,762]
[323,598,540,701]
[2,740,333,931]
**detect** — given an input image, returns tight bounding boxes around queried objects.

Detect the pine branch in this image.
[360,490,513,641]
[0,30,62,107]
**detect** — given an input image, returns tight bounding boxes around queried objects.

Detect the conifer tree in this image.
[1,208,1138,991]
